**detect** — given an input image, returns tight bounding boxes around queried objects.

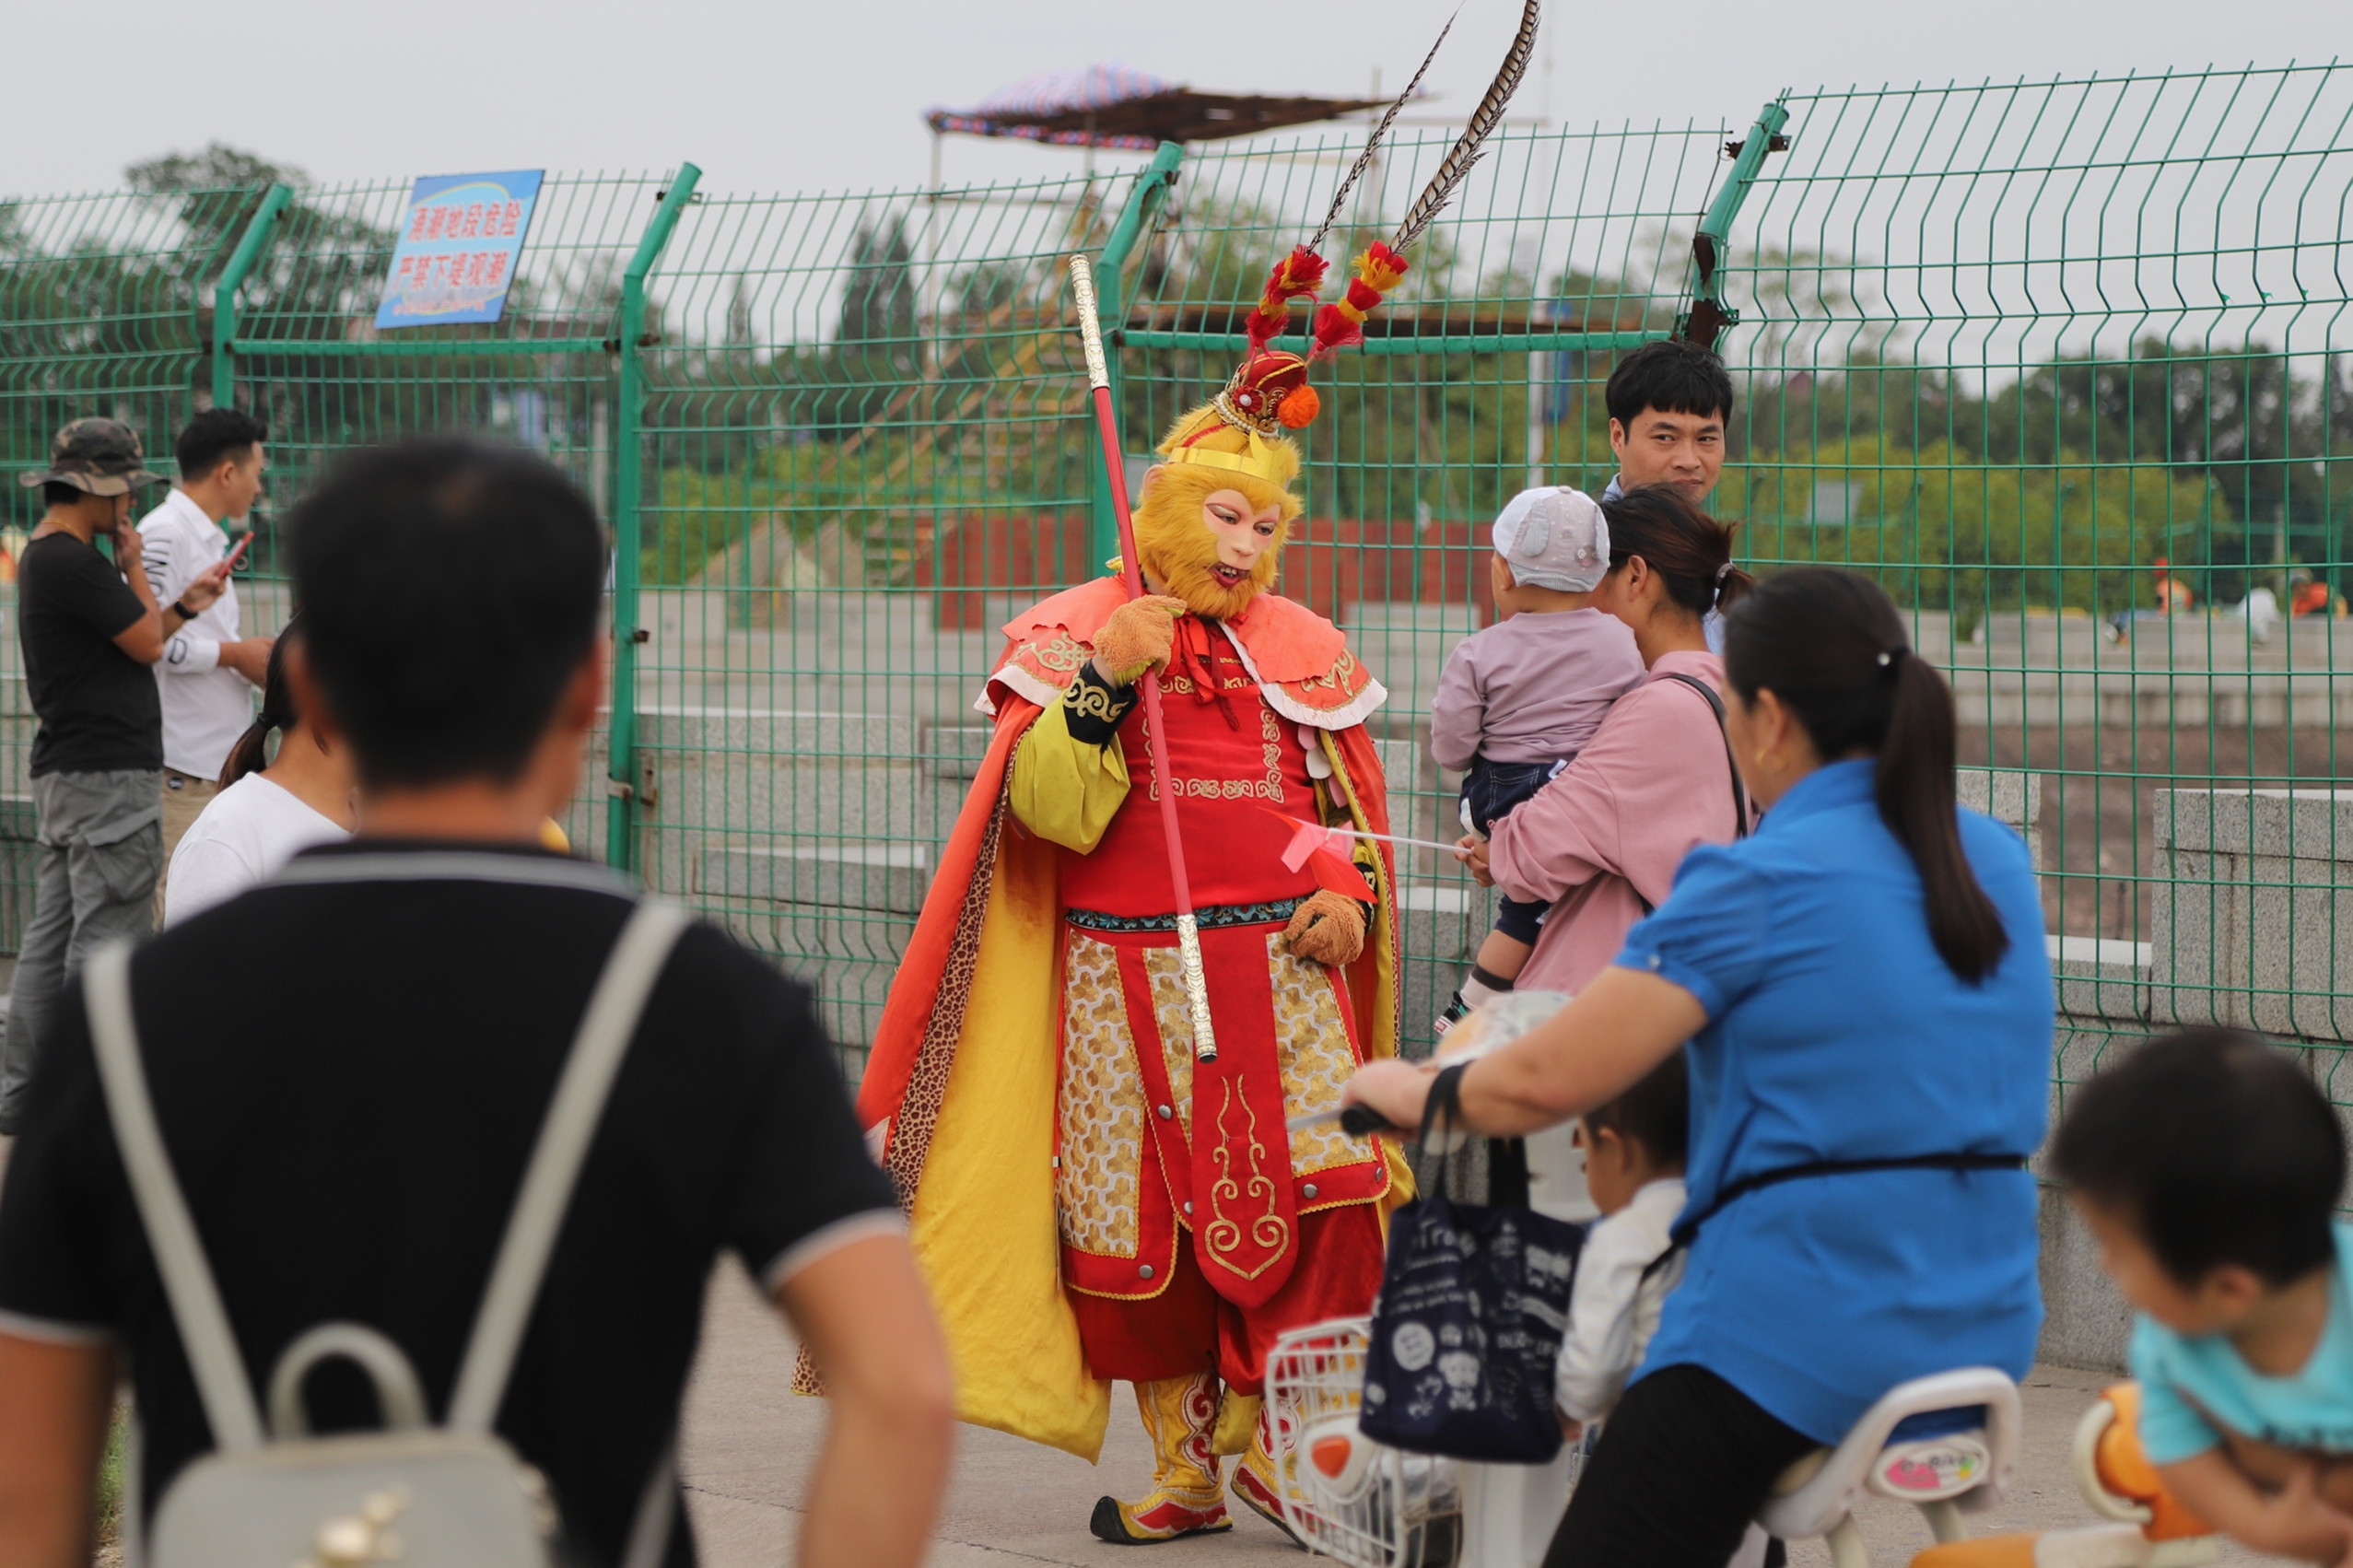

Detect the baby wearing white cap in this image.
[1430,487,1645,1030]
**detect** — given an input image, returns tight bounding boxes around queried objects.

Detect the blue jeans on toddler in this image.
[1461,757,1559,946]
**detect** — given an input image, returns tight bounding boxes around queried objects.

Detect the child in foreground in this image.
[2054,1027,2353,1562]
[1556,1051,1689,1433]
[1431,486,1643,1031]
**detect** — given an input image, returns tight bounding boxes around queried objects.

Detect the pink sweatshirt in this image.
[1485,649,1750,995]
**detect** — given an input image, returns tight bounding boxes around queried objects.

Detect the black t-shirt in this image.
[0,842,898,1568]
[17,530,160,777]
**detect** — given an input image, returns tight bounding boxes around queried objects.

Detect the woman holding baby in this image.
[1349,545,2054,1565]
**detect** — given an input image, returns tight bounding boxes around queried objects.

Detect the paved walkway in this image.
[682,1261,2285,1567]
[682,1262,1308,1566]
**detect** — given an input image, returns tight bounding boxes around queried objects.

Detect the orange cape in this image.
[852,579,1405,1459]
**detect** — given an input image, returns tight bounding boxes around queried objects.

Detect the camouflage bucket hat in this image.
[18,418,164,497]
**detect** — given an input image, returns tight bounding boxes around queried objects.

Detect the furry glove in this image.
[1091,595,1188,685]
[1282,888,1366,967]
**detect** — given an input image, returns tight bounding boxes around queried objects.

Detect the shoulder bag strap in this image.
[1413,1060,1472,1193]
[1654,672,1750,840]
[86,941,269,1453]
[448,898,692,1431]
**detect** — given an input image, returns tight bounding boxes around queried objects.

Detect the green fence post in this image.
[1089,142,1186,568]
[1679,99,1790,349]
[607,163,701,875]
[211,183,295,408]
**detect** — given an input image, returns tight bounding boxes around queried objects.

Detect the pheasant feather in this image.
[1390,0,1541,253]
[1305,7,1459,255]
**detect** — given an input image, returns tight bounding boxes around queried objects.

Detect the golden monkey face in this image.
[1133,467,1292,621]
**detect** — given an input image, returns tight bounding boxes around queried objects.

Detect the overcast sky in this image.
[5,0,2337,203]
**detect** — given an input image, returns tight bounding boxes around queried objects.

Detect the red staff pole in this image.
[1068,254,1218,1064]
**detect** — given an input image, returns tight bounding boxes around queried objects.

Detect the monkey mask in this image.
[1130,351,1313,622]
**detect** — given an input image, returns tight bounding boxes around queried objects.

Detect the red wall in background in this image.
[914,513,1096,631]
[915,513,1495,633]
[1287,517,1497,626]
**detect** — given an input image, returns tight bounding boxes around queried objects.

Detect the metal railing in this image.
[3,64,2347,1090]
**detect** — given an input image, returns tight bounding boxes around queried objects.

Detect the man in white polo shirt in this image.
[137,409,276,906]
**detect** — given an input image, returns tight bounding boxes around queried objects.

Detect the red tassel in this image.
[1361,242,1410,287]
[1307,245,1412,362]
[1244,245,1330,355]
[1310,301,1364,356]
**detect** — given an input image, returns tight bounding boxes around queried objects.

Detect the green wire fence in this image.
[1,64,2347,1090]
[1723,66,2353,1101]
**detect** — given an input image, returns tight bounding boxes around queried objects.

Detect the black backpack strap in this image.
[1632,672,1750,917]
[1654,673,1750,841]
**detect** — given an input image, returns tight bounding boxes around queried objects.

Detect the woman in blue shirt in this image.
[1345,568,2053,1566]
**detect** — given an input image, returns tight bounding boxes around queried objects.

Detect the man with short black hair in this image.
[140,407,275,896]
[1600,337,1736,508]
[0,419,227,1135]
[0,438,954,1568]
[1601,337,1738,648]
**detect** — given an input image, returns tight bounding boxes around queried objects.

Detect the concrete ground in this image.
[679,1261,2289,1568]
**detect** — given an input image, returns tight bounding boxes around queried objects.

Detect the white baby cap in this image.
[1492,486,1610,592]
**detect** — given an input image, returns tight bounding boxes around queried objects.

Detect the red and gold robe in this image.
[849,576,1410,1460]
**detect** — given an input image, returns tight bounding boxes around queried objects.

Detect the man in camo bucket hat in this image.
[0,418,225,1135]
[16,417,167,497]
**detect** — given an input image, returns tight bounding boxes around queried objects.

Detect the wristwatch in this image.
[170,598,201,621]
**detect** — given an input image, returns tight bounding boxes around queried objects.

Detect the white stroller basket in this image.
[1264,1315,1468,1568]
[1266,1317,2019,1568]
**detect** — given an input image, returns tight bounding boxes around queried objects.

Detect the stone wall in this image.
[2031,786,2353,1372]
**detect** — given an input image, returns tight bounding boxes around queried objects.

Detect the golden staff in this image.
[1067,254,1218,1065]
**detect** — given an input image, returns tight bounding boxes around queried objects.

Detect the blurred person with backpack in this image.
[0,438,953,1568]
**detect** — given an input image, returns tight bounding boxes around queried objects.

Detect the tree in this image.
[1732,433,2226,616]
[1975,338,2329,594]
[807,214,917,439]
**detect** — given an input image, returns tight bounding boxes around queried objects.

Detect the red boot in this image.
[1090,1374,1235,1545]
[1229,1410,1308,1550]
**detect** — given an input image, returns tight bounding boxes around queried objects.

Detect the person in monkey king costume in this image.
[841,294,1416,1542]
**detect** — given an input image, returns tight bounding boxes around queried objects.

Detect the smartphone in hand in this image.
[219,533,252,573]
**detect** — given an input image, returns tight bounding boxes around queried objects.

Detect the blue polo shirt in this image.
[1621,758,2054,1443]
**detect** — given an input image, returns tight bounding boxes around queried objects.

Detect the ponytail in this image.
[1722,568,2009,984]
[1714,560,1758,615]
[1600,484,1753,618]
[218,611,304,790]
[219,716,274,789]
[1879,649,2007,981]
